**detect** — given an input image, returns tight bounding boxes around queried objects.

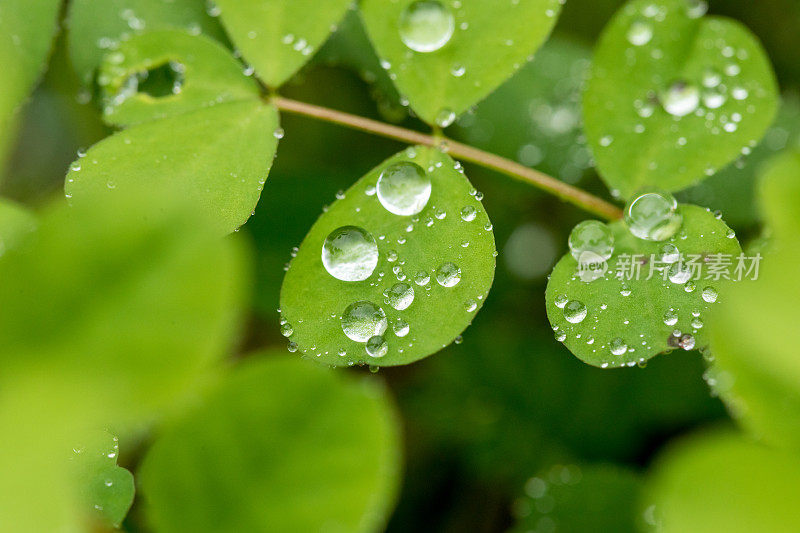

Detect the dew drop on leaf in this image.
[376,162,432,216]
[627,20,653,46]
[365,335,388,358]
[460,205,477,221]
[435,107,456,128]
[392,318,410,337]
[435,262,461,287]
[383,282,415,310]
[563,300,587,324]
[280,322,293,337]
[624,190,682,241]
[341,301,388,342]
[568,220,615,264]
[398,0,455,53]
[660,80,700,117]
[322,226,379,281]
[609,337,628,356]
[701,286,718,303]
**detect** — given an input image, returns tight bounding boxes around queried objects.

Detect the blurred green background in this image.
[3,1,800,531]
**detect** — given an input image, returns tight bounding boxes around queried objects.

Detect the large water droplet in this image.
[341,301,387,342]
[701,286,718,303]
[436,262,461,287]
[627,20,653,46]
[365,335,388,358]
[377,162,432,216]
[383,282,415,310]
[563,300,587,324]
[399,0,455,53]
[568,220,615,264]
[660,80,700,117]
[609,337,627,356]
[392,318,410,337]
[322,226,379,281]
[624,190,682,241]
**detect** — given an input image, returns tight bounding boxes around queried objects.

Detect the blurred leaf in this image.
[0,0,61,158]
[510,464,641,533]
[0,197,36,253]
[280,146,496,367]
[546,206,741,368]
[451,37,593,185]
[707,150,800,450]
[359,0,563,125]
[70,430,135,528]
[97,30,260,127]
[584,0,778,198]
[214,0,352,87]
[68,0,226,85]
[678,92,800,228]
[65,100,279,234]
[139,355,402,533]
[0,189,249,427]
[642,428,800,532]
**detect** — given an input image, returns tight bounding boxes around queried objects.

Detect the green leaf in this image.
[68,0,227,86]
[642,428,800,532]
[707,150,800,450]
[0,0,61,154]
[65,99,279,234]
[0,189,249,427]
[0,198,36,253]
[510,465,642,533]
[584,0,778,199]
[97,30,260,127]
[546,205,741,368]
[214,0,352,87]
[139,355,402,533]
[280,146,496,367]
[70,430,135,528]
[360,0,563,125]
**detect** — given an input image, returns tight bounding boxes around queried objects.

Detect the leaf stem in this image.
[270,96,623,221]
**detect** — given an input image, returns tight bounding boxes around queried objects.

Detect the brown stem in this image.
[271,95,623,221]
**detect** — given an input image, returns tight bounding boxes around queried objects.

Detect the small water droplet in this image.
[624,190,682,241]
[377,161,432,216]
[435,107,456,127]
[280,322,293,337]
[392,318,410,337]
[399,0,455,53]
[464,299,477,312]
[436,262,461,287]
[701,286,718,303]
[460,205,477,221]
[610,337,628,356]
[627,20,653,46]
[563,300,587,324]
[322,226,379,281]
[365,335,388,358]
[383,282,415,310]
[660,80,700,117]
[341,301,387,342]
[568,220,614,264]
[663,309,678,326]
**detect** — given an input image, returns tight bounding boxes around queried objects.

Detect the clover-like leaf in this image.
[139,355,401,533]
[0,189,248,427]
[707,150,800,450]
[97,30,260,126]
[66,31,279,234]
[280,146,496,367]
[0,0,61,155]
[70,430,135,529]
[68,0,227,85]
[214,0,352,88]
[546,205,741,368]
[510,465,642,533]
[642,428,800,532]
[360,0,563,125]
[584,0,778,199]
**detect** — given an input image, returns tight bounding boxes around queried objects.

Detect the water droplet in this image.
[436,262,461,287]
[435,107,456,127]
[414,270,430,286]
[686,0,708,18]
[660,80,700,117]
[399,0,455,53]
[702,88,726,109]
[280,322,293,337]
[568,220,614,264]
[377,162,431,216]
[620,284,632,297]
[627,20,653,46]
[563,300,587,324]
[663,309,678,326]
[691,317,704,329]
[392,318,410,337]
[554,294,568,308]
[322,226,379,281]
[701,286,718,303]
[464,299,477,312]
[364,335,388,358]
[460,205,477,221]
[624,190,682,241]
[341,301,387,342]
[609,337,627,356]
[668,263,692,284]
[660,243,680,263]
[287,341,298,353]
[383,282,414,310]
[702,67,722,88]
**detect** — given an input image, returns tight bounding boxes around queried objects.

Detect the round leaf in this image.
[98,30,260,127]
[139,355,402,533]
[584,0,778,198]
[68,0,227,85]
[546,205,741,368]
[642,429,800,533]
[214,0,353,87]
[65,100,279,234]
[280,146,496,367]
[360,0,563,125]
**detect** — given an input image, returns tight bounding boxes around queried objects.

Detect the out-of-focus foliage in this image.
[140,355,402,533]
